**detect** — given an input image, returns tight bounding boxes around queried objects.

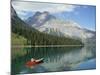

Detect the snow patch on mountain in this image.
[26,11,95,42]
[35,19,94,40]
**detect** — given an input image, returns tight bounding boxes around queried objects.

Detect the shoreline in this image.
[12,45,84,48]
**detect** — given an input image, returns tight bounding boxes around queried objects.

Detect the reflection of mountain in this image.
[26,11,96,43]
[14,46,95,72]
[30,46,95,71]
[11,6,83,45]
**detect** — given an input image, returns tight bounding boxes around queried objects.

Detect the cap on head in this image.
[31,58,35,62]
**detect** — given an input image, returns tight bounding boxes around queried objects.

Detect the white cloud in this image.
[12,1,78,13]
[16,10,28,20]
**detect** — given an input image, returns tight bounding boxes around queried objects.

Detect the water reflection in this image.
[11,45,96,74]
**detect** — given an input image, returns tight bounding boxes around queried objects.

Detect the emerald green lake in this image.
[11,45,96,75]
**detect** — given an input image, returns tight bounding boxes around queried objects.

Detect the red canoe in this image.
[25,58,44,68]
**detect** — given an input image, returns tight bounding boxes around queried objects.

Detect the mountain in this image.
[11,6,17,19]
[37,19,95,39]
[26,11,95,43]
[11,6,38,35]
[26,11,56,27]
[11,6,83,45]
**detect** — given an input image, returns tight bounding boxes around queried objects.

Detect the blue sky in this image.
[54,5,96,31]
[12,1,96,31]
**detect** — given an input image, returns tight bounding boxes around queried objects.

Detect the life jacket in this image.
[26,61,37,67]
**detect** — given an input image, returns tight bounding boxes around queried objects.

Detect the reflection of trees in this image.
[62,45,96,67]
[25,47,82,63]
[12,46,96,74]
[12,45,95,64]
[11,47,27,59]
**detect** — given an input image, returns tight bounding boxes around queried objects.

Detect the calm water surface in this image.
[11,45,96,74]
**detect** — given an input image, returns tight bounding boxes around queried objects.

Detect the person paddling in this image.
[25,58,44,68]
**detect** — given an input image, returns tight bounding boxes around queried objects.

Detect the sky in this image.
[12,0,96,31]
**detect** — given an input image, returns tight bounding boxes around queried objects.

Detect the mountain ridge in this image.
[26,11,56,27]
[25,11,95,42]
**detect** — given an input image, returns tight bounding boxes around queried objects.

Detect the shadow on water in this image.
[11,46,96,74]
